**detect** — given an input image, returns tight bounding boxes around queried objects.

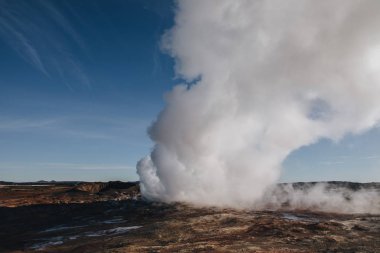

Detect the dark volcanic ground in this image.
[0,182,379,252]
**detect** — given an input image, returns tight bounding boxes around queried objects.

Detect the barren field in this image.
[0,182,379,252]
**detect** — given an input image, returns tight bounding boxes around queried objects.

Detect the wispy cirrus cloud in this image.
[36,162,134,171]
[319,161,346,166]
[0,161,134,171]
[358,155,380,160]
[0,117,61,130]
[0,115,151,143]
[320,154,380,166]
[0,0,90,88]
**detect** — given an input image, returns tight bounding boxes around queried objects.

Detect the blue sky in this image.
[0,0,379,182]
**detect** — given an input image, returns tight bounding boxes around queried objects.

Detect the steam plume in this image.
[137,0,380,212]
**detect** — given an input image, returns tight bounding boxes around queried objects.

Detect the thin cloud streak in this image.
[359,155,380,160]
[0,118,61,130]
[38,162,134,171]
[320,161,346,166]
[0,116,151,142]
[37,0,87,53]
[0,0,90,88]
[319,154,380,166]
[0,12,48,75]
[0,162,134,171]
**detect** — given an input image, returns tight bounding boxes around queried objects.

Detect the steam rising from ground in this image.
[260,183,379,214]
[137,0,380,213]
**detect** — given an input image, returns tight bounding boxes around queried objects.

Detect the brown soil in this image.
[0,182,379,252]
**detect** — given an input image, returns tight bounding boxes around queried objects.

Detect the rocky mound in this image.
[72,181,138,194]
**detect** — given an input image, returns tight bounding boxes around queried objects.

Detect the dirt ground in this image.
[0,183,379,252]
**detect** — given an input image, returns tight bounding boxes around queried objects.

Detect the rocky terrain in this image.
[0,181,379,252]
[0,181,140,207]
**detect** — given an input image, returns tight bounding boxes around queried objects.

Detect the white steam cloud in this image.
[137,0,380,212]
[259,183,379,214]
